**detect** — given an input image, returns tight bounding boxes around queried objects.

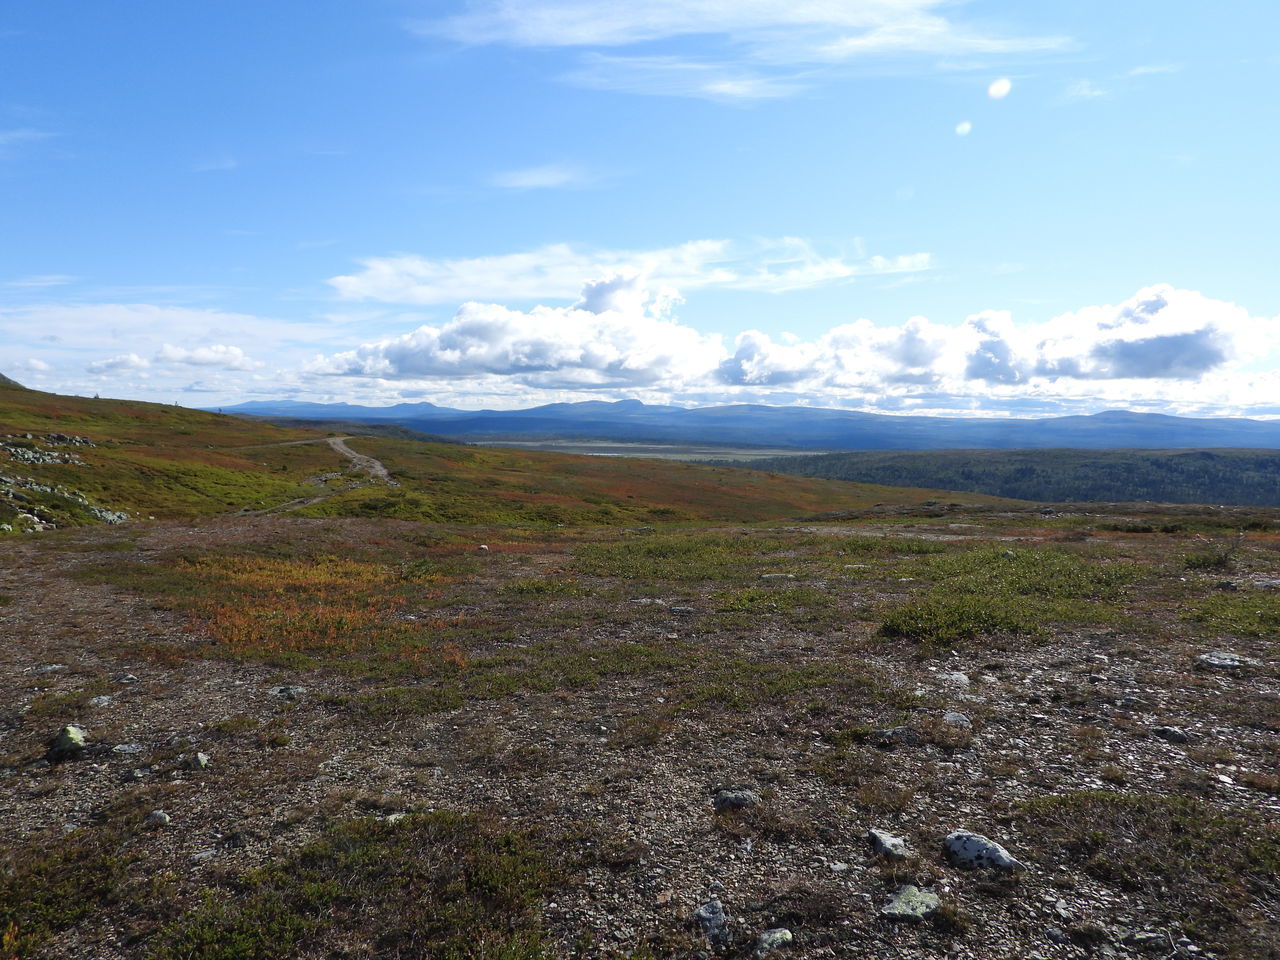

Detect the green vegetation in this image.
[1017,791,1280,955]
[745,447,1280,507]
[148,812,560,960]
[878,546,1144,649]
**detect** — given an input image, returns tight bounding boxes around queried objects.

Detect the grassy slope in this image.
[0,382,1017,526]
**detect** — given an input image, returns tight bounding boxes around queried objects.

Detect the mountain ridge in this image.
[217,398,1280,451]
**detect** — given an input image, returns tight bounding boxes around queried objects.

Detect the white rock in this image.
[944,830,1025,871]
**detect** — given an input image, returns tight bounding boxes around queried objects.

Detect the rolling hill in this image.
[220,397,1280,451]
[0,376,1013,532]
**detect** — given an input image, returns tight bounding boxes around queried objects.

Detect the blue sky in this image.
[3,1,1278,416]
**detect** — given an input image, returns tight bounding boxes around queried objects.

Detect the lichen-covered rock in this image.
[755,927,793,953]
[944,830,1025,871]
[1196,651,1260,670]
[880,885,940,922]
[712,787,761,812]
[867,828,909,859]
[693,899,731,946]
[47,724,88,761]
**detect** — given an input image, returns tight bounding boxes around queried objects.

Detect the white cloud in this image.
[307,275,723,389]
[422,1,1065,56]
[15,358,51,371]
[0,128,54,156]
[490,164,587,189]
[563,54,805,101]
[987,77,1012,99]
[1066,79,1108,100]
[87,353,150,374]
[192,155,239,173]
[5,274,78,288]
[954,120,972,136]
[156,343,258,370]
[305,279,1280,416]
[416,2,1067,100]
[328,238,931,304]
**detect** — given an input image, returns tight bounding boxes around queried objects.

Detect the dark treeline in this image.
[739,448,1280,507]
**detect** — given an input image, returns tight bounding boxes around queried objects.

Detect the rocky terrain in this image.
[1,503,1276,959]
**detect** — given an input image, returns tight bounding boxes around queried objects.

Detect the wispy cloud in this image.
[415,1,1068,99]
[564,54,806,101]
[328,238,932,304]
[0,127,54,156]
[1065,79,1109,100]
[1128,63,1181,77]
[5,274,78,288]
[490,163,589,189]
[192,155,239,173]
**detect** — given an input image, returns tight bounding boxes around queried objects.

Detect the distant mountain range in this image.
[219,399,1280,451]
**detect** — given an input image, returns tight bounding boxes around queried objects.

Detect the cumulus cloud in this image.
[87,353,150,374]
[329,238,931,304]
[305,280,1280,416]
[156,344,258,370]
[308,277,722,389]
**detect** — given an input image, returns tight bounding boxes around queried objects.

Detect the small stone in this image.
[1151,725,1192,744]
[1213,580,1238,591]
[145,810,171,827]
[185,752,211,770]
[268,685,307,701]
[880,885,940,922]
[942,711,972,728]
[867,828,909,860]
[944,830,1025,871]
[47,724,88,761]
[114,673,139,683]
[878,725,924,747]
[112,743,145,755]
[937,671,971,687]
[191,849,218,863]
[1124,931,1168,952]
[759,573,795,581]
[693,900,730,946]
[755,928,793,954]
[477,544,489,552]
[1196,650,1260,670]
[671,606,696,615]
[88,695,113,708]
[712,787,761,812]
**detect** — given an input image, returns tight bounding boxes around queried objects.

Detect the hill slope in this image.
[0,381,1014,531]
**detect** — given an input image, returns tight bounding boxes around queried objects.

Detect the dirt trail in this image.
[324,436,393,482]
[230,436,396,516]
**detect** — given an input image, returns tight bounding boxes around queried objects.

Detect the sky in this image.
[2,0,1279,417]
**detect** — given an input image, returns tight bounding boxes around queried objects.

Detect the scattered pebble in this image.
[145,810,171,827]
